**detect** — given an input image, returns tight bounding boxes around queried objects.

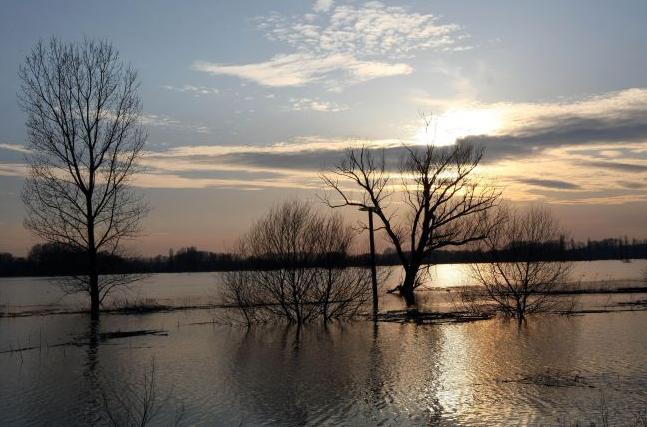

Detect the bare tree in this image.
[19,37,147,318]
[322,141,500,306]
[223,201,373,325]
[470,205,572,321]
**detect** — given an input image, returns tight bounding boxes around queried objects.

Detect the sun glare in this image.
[414,108,502,146]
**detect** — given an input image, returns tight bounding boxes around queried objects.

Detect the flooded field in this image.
[1,260,646,425]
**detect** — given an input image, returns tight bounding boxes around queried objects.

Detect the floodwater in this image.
[1,260,646,426]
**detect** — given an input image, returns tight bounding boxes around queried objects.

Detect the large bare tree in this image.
[322,141,500,306]
[19,37,147,318]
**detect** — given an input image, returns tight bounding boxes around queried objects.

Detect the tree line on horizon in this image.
[2,236,646,278]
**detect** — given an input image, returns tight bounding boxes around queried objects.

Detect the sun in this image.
[414,108,502,146]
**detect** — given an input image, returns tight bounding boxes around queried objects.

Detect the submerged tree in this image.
[470,205,573,321]
[223,201,373,325]
[19,37,147,318]
[322,141,500,306]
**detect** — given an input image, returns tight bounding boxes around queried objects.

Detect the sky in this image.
[1,0,646,256]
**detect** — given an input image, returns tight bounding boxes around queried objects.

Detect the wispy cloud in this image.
[313,0,334,13]
[140,114,212,134]
[517,178,581,190]
[134,137,354,189]
[0,162,27,177]
[135,136,400,189]
[162,84,219,96]
[194,1,465,88]
[143,137,399,169]
[289,97,348,112]
[193,53,411,88]
[0,143,30,154]
[140,114,182,127]
[133,172,313,191]
[581,160,647,173]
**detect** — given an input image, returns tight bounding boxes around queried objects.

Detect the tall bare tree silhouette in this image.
[19,37,148,318]
[322,141,500,306]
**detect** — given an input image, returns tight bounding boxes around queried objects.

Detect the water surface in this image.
[1,260,646,426]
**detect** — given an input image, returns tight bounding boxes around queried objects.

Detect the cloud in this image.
[140,114,212,134]
[136,137,368,189]
[143,137,398,170]
[581,161,647,173]
[134,88,647,201]
[140,114,181,127]
[140,85,647,194]
[617,180,647,189]
[133,134,647,207]
[195,2,463,88]
[0,162,27,177]
[134,137,419,191]
[162,84,219,96]
[257,2,467,57]
[313,0,333,13]
[193,53,411,87]
[517,178,580,190]
[0,143,30,154]
[132,172,313,190]
[456,88,647,162]
[289,97,348,112]
[4,124,645,205]
[5,88,646,203]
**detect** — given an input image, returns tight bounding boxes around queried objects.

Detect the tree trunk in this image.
[368,209,379,319]
[400,267,418,307]
[323,269,332,322]
[87,210,100,319]
[515,296,524,323]
[86,317,100,371]
[88,246,100,319]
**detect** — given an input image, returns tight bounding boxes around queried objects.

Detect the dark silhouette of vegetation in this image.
[321,140,500,306]
[468,205,574,321]
[1,236,646,278]
[19,37,148,318]
[223,201,376,325]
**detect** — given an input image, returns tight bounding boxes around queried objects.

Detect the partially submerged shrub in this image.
[470,205,574,321]
[223,201,373,325]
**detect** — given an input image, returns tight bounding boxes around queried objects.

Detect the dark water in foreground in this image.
[1,261,646,426]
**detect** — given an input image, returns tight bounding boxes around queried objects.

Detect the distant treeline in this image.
[1,237,646,277]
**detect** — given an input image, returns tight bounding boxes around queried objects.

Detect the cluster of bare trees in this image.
[18,37,577,323]
[322,140,575,320]
[223,201,376,325]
